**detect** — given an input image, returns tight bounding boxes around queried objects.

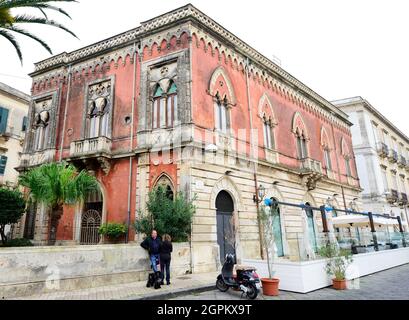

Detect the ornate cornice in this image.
[30,4,350,127]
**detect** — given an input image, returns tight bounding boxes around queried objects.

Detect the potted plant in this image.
[318,243,353,290]
[258,199,280,296]
[99,223,127,244]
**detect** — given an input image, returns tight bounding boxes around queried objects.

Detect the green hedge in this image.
[0,238,33,247]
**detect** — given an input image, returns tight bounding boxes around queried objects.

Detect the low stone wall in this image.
[0,243,191,299]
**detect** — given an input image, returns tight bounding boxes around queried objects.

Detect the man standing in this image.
[141,230,162,272]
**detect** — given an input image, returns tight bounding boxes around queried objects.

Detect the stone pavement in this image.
[172,264,409,300]
[8,272,218,300]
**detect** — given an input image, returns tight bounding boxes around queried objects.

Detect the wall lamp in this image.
[253,184,266,204]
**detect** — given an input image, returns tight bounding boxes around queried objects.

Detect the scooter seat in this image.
[235,265,256,271]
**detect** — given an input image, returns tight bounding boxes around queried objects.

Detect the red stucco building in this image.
[16,4,361,272]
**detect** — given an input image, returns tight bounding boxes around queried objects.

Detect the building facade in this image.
[0,82,30,187]
[334,97,409,230]
[17,5,361,272]
[0,82,30,241]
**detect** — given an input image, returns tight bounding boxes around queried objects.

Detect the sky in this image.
[1,0,408,136]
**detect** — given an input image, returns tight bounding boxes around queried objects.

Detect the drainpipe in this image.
[188,33,194,273]
[245,57,265,260]
[59,65,72,162]
[126,43,138,244]
[330,118,347,211]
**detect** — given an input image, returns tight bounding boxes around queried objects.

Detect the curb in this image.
[134,284,216,300]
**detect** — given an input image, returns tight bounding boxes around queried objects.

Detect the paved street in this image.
[9,272,218,300]
[171,264,409,300]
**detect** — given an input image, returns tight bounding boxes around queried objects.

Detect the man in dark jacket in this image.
[141,230,162,272]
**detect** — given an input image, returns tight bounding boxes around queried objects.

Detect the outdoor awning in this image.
[332,214,400,228]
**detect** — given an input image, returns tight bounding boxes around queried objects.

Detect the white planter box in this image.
[244,247,409,293]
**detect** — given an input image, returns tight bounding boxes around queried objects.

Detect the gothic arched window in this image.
[87,80,112,139]
[263,115,275,150]
[155,174,175,200]
[321,128,332,171]
[296,132,308,159]
[152,81,178,130]
[214,94,229,133]
[292,113,309,160]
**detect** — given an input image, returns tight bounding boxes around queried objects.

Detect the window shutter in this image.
[0,107,9,134]
[22,116,28,132]
[0,156,7,175]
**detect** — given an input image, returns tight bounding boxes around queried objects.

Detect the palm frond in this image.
[4,25,52,53]
[0,28,22,63]
[13,14,77,38]
[37,7,47,19]
[0,0,77,10]
[34,4,72,19]
[19,162,99,209]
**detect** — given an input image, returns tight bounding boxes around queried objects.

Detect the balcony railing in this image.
[300,158,322,175]
[70,136,112,158]
[398,156,407,168]
[386,189,399,204]
[19,149,56,168]
[388,149,399,163]
[377,142,389,158]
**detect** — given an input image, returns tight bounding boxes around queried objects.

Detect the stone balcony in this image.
[265,148,279,164]
[299,158,323,191]
[300,158,323,175]
[377,142,389,158]
[398,156,407,168]
[70,137,112,158]
[398,193,408,206]
[69,137,112,174]
[386,189,399,204]
[19,149,56,169]
[388,149,398,163]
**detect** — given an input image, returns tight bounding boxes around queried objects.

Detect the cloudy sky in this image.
[1,0,408,135]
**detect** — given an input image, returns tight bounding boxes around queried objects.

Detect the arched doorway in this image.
[271,198,284,257]
[80,188,103,245]
[305,202,318,253]
[216,191,236,262]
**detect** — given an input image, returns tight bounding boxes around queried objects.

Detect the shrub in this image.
[0,188,26,245]
[1,238,33,247]
[134,186,196,242]
[318,243,353,281]
[98,223,127,239]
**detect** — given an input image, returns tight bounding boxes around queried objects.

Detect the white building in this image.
[0,82,30,240]
[334,97,409,229]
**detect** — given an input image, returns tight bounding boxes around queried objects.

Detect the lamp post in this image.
[253,184,266,204]
[253,184,266,260]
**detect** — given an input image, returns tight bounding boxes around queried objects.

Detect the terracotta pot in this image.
[261,278,280,296]
[332,279,347,290]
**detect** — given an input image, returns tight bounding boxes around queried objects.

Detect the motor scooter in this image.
[216,254,260,300]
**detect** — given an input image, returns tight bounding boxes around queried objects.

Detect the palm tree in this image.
[0,0,77,64]
[19,162,99,245]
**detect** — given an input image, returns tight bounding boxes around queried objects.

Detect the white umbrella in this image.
[332,214,399,228]
[326,215,340,248]
[301,212,316,260]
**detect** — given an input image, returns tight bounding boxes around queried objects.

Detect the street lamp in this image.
[253,184,266,203]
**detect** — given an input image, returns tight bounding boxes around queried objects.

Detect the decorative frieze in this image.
[30,4,351,132]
